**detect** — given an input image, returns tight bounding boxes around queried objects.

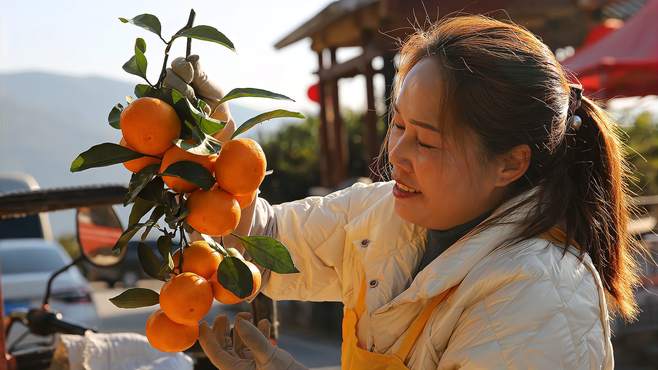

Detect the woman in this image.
[167,15,643,370]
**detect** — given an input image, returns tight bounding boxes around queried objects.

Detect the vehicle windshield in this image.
[0,177,44,239]
[0,246,68,274]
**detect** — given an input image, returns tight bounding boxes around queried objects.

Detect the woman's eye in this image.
[393,122,405,130]
[417,140,435,149]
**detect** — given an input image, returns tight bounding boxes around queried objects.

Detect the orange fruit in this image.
[159,272,213,325]
[145,309,198,352]
[214,138,266,195]
[119,138,161,173]
[210,260,261,304]
[160,145,215,193]
[120,97,181,156]
[172,240,223,279]
[186,187,240,236]
[234,190,257,209]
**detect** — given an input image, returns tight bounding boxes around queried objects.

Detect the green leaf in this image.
[109,288,159,309]
[123,38,148,79]
[129,197,154,225]
[70,143,142,172]
[124,164,160,206]
[198,116,225,136]
[197,99,209,113]
[167,90,205,143]
[134,84,153,98]
[140,224,154,241]
[235,235,299,273]
[165,207,189,230]
[176,25,235,51]
[141,205,165,240]
[157,235,174,271]
[162,191,181,218]
[119,14,162,38]
[171,88,185,104]
[112,222,146,255]
[108,103,123,129]
[138,242,165,280]
[161,160,215,191]
[232,110,305,138]
[218,88,294,105]
[135,37,146,53]
[218,257,253,298]
[137,177,164,203]
[178,93,226,136]
[149,205,166,223]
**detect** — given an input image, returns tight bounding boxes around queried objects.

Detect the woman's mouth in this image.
[393,181,421,198]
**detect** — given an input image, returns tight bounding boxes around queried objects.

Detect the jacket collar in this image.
[374,187,539,311]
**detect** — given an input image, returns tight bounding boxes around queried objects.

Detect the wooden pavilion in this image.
[274,0,647,187]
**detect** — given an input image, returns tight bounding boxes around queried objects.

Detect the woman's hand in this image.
[198,312,307,370]
[163,54,236,143]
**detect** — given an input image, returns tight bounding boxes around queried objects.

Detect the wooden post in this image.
[364,60,379,177]
[382,52,396,138]
[317,50,331,187]
[329,47,347,186]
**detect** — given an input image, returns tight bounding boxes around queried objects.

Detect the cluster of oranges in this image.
[145,241,262,352]
[118,97,266,352]
[119,96,266,237]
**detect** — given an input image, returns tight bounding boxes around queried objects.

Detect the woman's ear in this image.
[494,144,531,187]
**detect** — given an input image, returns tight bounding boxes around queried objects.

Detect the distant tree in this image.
[259,110,387,203]
[622,111,658,196]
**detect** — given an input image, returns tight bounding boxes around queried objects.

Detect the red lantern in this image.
[307,83,320,103]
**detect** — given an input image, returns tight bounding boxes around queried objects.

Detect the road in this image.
[92,280,341,369]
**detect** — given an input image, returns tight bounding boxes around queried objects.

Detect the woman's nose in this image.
[388,134,413,174]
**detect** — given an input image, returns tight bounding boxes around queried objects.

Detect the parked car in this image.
[0,173,53,241]
[1,238,99,347]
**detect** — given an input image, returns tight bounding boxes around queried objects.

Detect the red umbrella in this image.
[563,0,658,99]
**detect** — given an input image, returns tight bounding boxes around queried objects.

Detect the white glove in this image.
[198,312,307,370]
[163,54,236,143]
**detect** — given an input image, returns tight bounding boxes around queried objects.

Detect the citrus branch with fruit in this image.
[70,10,302,353]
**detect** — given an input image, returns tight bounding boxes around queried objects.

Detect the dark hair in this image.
[378,15,645,320]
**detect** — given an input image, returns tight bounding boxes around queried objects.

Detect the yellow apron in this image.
[341,277,457,369]
[340,227,575,370]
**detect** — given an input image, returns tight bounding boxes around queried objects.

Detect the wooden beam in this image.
[317,46,382,81]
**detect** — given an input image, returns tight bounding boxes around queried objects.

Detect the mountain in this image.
[0,71,274,237]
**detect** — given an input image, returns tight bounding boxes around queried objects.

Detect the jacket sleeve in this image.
[436,249,608,370]
[249,181,384,302]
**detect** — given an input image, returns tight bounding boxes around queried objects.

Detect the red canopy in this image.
[563,0,658,99]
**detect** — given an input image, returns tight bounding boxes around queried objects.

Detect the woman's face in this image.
[387,57,505,230]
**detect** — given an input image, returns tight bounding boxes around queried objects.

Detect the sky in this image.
[1,0,654,120]
[0,0,378,114]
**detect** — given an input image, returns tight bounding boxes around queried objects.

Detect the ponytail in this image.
[562,97,643,320]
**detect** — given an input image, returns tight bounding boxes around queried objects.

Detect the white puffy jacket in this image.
[251,181,614,370]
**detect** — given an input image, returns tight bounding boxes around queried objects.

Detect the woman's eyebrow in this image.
[393,103,440,132]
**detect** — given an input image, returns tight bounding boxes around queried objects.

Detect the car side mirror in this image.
[76,206,125,267]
